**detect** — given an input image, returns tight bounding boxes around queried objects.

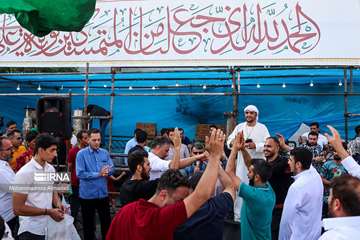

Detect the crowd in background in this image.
[0,105,360,240]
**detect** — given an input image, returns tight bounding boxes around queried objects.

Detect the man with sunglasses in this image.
[7,130,26,171]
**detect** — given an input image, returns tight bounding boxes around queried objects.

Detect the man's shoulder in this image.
[69,146,80,154]
[256,122,268,129]
[77,147,89,155]
[148,152,161,160]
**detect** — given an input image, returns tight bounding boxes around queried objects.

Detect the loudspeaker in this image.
[37,97,72,139]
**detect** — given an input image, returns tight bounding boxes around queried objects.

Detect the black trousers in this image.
[18,232,45,240]
[272,207,283,240]
[70,186,81,223]
[80,197,111,240]
[7,216,19,239]
[222,219,241,240]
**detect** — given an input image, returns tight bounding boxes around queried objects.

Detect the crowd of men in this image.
[0,105,360,240]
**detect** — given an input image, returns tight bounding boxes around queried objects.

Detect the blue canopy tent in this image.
[0,66,359,152]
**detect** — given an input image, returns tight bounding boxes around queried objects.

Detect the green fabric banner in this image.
[0,0,96,37]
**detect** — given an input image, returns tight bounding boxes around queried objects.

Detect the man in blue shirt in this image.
[226,131,275,240]
[76,128,114,240]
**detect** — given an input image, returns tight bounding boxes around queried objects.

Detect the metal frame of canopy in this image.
[0,65,359,149]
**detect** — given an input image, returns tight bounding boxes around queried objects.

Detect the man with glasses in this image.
[7,130,26,171]
[184,142,207,176]
[0,136,19,238]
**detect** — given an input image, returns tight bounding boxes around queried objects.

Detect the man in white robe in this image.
[227,105,270,221]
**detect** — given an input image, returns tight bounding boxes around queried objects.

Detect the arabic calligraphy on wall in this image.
[0,0,331,63]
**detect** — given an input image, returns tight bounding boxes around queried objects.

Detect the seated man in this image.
[174,167,235,240]
[226,132,275,240]
[106,129,226,240]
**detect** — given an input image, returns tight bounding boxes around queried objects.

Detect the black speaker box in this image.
[37,96,72,139]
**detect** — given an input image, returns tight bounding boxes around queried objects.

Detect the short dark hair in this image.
[134,128,142,135]
[251,158,272,183]
[34,133,58,154]
[160,128,168,136]
[151,136,171,149]
[167,128,175,135]
[331,174,360,216]
[7,129,21,138]
[290,147,313,170]
[135,130,147,144]
[6,120,16,128]
[191,141,205,151]
[188,171,203,189]
[88,128,101,137]
[25,130,39,143]
[310,122,320,128]
[209,124,217,129]
[156,169,189,192]
[76,130,88,140]
[266,136,280,146]
[355,125,360,135]
[308,131,319,138]
[128,149,149,174]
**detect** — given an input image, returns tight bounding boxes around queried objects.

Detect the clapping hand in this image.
[205,129,226,160]
[169,127,182,149]
[233,131,245,151]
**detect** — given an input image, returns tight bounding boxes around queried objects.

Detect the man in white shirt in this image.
[124,128,142,155]
[0,137,18,238]
[301,122,328,149]
[12,134,65,240]
[227,105,270,221]
[279,147,323,240]
[319,174,360,240]
[148,129,207,180]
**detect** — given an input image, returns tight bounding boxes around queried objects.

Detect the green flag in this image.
[0,0,96,37]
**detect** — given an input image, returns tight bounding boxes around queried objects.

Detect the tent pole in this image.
[108,68,115,152]
[84,62,90,129]
[344,67,349,142]
[225,67,238,136]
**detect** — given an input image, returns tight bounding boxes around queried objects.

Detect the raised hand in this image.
[276,133,290,151]
[233,131,245,151]
[169,127,182,149]
[205,129,226,160]
[325,125,349,159]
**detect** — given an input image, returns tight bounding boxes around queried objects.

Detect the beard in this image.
[249,178,255,186]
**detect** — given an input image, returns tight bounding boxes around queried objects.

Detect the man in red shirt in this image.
[68,130,88,223]
[106,129,226,240]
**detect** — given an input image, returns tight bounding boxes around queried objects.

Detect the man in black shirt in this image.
[264,136,293,240]
[242,135,293,240]
[119,149,159,206]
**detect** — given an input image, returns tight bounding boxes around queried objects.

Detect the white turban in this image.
[244,105,259,121]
